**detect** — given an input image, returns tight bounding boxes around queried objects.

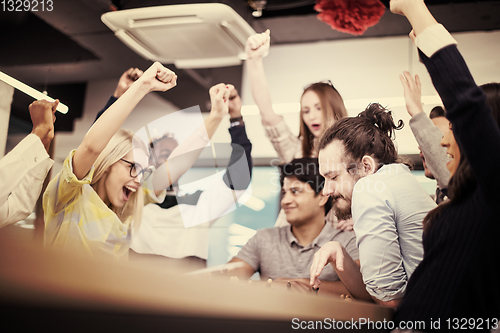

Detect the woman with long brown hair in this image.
[245,30,349,228]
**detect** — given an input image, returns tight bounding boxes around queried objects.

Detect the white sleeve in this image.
[0,134,53,228]
[414,24,457,58]
[352,178,408,302]
[179,175,248,228]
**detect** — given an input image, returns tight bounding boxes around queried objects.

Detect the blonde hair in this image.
[91,129,147,232]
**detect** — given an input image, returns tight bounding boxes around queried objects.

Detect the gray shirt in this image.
[236,222,358,281]
[352,164,436,302]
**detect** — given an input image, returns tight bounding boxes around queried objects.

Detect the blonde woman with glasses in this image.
[43,62,234,260]
[246,30,350,229]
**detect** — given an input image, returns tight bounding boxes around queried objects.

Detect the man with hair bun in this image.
[310,103,436,306]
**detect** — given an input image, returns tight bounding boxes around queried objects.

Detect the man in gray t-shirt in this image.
[229,158,358,295]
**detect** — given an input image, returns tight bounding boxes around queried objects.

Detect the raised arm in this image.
[151,84,233,193]
[0,100,57,227]
[73,62,176,180]
[390,0,437,36]
[392,0,500,200]
[245,30,282,127]
[400,71,450,189]
[94,67,144,123]
[224,88,253,190]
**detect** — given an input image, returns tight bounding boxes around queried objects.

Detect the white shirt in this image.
[352,164,436,302]
[131,176,247,260]
[0,134,53,228]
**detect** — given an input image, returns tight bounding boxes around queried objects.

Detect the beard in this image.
[332,195,352,221]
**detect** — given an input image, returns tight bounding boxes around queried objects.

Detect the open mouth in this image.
[311,124,321,132]
[446,153,454,166]
[122,185,137,201]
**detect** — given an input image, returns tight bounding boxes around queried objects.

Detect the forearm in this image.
[94,96,118,124]
[316,280,350,297]
[246,58,281,127]
[226,257,256,279]
[373,297,401,308]
[74,82,150,179]
[83,83,148,155]
[203,113,225,139]
[152,116,221,192]
[31,128,52,152]
[409,114,450,188]
[401,1,438,36]
[224,125,253,190]
[334,254,372,302]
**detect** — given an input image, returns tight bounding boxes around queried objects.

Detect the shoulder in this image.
[332,228,356,243]
[254,226,284,240]
[354,164,418,196]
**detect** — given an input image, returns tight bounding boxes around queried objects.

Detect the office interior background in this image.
[1,0,500,267]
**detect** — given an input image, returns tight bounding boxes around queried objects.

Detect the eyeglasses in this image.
[120,158,154,183]
[303,80,335,91]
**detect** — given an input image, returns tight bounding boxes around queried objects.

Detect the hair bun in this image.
[359,103,403,139]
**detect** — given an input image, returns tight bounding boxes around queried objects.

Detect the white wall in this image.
[231,30,500,156]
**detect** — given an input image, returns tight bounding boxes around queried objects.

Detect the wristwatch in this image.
[230,116,244,128]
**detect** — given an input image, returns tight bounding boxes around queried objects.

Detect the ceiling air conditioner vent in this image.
[101,4,256,69]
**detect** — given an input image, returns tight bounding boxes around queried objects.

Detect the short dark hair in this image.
[429,106,446,119]
[279,158,332,215]
[318,103,405,168]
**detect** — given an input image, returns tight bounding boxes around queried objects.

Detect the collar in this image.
[286,221,339,248]
[376,163,411,175]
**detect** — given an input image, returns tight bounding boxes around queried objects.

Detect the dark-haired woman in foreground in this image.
[309,103,436,305]
[390,0,500,330]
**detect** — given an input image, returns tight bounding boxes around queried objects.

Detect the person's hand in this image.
[337,218,354,232]
[400,71,424,117]
[228,88,242,119]
[29,99,58,150]
[209,83,234,118]
[137,62,177,93]
[273,278,312,293]
[389,0,424,16]
[245,29,270,60]
[310,241,345,289]
[390,0,437,37]
[114,67,144,98]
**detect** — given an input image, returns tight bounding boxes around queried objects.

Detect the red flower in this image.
[314,0,386,36]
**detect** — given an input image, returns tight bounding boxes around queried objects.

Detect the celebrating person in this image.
[0,99,58,228]
[388,0,500,327]
[310,103,436,306]
[43,62,235,261]
[246,30,351,230]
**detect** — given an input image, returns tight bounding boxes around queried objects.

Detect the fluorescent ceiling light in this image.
[241,103,300,116]
[0,71,69,114]
[343,96,442,110]
[241,96,442,116]
[242,195,266,211]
